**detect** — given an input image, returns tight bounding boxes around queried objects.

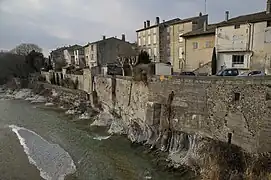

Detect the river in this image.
[0,99,185,180]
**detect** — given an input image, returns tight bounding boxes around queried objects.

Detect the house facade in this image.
[168,14,208,72]
[136,14,208,72]
[181,24,216,73]
[136,19,160,62]
[84,35,136,69]
[216,3,271,73]
[84,43,98,68]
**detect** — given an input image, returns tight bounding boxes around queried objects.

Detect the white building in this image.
[216,1,271,73]
[62,45,82,66]
[74,48,85,68]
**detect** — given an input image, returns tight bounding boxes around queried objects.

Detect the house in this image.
[84,35,136,70]
[181,23,216,74]
[136,13,208,73]
[215,0,271,73]
[51,45,82,71]
[63,45,82,66]
[50,47,66,71]
[168,14,208,73]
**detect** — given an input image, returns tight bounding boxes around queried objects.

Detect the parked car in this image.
[238,70,266,77]
[216,68,240,76]
[179,72,196,76]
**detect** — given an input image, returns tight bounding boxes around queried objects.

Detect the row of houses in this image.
[136,0,271,74]
[50,35,136,72]
[50,0,271,75]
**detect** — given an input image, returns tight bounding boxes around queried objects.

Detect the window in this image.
[153,47,157,57]
[193,42,198,49]
[148,48,152,56]
[267,20,271,27]
[143,37,146,45]
[179,34,183,42]
[178,25,183,32]
[148,35,151,45]
[179,47,183,59]
[232,55,244,65]
[234,24,240,29]
[153,28,157,34]
[205,41,212,48]
[148,29,151,35]
[167,27,171,33]
[138,38,141,46]
[91,45,94,51]
[153,34,157,44]
[91,54,94,60]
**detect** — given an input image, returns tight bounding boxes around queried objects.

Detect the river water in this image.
[0,99,184,180]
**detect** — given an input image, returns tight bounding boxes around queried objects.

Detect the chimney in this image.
[225,11,229,21]
[156,17,160,25]
[102,35,106,40]
[267,0,271,14]
[147,20,150,27]
[121,34,125,41]
[203,20,207,31]
[144,21,147,28]
[199,12,203,16]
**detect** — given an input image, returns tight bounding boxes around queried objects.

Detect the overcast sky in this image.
[0,0,267,56]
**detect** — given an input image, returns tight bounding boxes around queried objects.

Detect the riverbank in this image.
[0,84,196,179]
[1,81,271,180]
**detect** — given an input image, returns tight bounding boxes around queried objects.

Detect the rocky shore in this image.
[1,81,270,180]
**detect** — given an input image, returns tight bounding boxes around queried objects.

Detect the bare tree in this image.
[127,56,139,76]
[117,56,127,76]
[116,44,139,76]
[10,43,42,56]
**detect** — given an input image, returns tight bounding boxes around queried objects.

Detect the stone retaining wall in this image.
[94,75,271,153]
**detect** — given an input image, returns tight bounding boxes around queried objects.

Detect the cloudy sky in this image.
[0,0,267,56]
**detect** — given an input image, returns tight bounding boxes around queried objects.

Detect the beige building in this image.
[181,24,216,73]
[136,18,161,62]
[136,14,208,73]
[216,0,271,74]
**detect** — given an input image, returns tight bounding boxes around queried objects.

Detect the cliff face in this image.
[93,75,271,179]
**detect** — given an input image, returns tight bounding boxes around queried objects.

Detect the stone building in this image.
[63,45,82,66]
[136,14,208,73]
[215,0,271,74]
[50,45,82,71]
[181,23,216,74]
[84,35,136,69]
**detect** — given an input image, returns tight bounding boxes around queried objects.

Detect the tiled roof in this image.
[52,45,82,53]
[136,15,208,32]
[217,11,271,27]
[182,11,271,37]
[182,24,217,37]
[84,37,133,47]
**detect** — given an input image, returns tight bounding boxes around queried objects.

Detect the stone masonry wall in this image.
[94,75,149,134]
[148,76,271,153]
[94,75,271,153]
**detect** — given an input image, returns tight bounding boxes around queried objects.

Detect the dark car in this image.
[238,70,266,76]
[180,72,196,76]
[216,68,240,76]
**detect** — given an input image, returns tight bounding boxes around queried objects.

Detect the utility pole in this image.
[204,0,207,14]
